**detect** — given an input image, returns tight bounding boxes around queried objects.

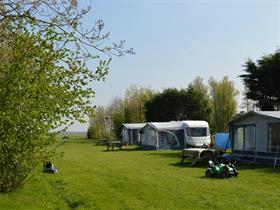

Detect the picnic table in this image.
[96,139,107,146]
[105,140,123,151]
[180,148,216,166]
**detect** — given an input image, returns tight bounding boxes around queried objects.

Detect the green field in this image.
[0,134,280,210]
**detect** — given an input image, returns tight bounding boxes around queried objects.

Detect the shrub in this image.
[87,126,100,140]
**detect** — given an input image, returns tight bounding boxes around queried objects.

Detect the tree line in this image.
[88,76,239,140]
[89,48,280,141]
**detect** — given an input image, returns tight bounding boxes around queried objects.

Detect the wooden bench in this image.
[105,140,123,151]
[96,139,108,146]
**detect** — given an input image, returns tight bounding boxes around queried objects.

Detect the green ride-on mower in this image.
[205,160,238,178]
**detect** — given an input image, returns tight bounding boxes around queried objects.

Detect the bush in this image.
[87,126,99,140]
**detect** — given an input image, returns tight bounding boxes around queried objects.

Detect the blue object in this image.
[222,153,232,159]
[215,133,231,149]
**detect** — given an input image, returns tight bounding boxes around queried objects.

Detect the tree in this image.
[87,126,95,139]
[89,98,126,140]
[89,86,155,139]
[186,77,212,122]
[240,49,280,110]
[145,81,211,122]
[88,106,107,140]
[124,85,155,123]
[145,88,184,122]
[0,1,133,192]
[208,76,239,132]
[107,97,126,139]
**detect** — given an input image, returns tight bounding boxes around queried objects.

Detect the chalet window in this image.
[234,127,244,150]
[234,125,255,151]
[268,125,280,152]
[244,126,255,151]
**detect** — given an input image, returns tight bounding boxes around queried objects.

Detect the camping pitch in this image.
[139,121,186,150]
[229,111,280,166]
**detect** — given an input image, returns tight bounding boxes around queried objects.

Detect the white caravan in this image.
[182,121,211,147]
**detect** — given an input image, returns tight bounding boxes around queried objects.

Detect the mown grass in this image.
[0,134,280,210]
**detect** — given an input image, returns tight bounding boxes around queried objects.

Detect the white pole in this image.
[156,130,159,150]
[274,138,280,168]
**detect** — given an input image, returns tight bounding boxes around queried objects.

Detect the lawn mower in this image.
[42,161,59,174]
[205,160,238,178]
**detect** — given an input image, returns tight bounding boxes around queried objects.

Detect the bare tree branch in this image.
[0,0,135,59]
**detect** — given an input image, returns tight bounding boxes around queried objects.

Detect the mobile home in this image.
[229,111,280,165]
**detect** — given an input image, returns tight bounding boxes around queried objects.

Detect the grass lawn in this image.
[0,134,280,210]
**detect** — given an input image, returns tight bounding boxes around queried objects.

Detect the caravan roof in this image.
[147,121,185,131]
[122,123,146,129]
[181,120,209,128]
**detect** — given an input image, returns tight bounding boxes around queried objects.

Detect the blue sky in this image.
[68,0,280,132]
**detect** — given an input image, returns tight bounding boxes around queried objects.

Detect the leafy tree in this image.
[208,76,239,132]
[240,49,280,110]
[89,86,155,139]
[111,113,126,140]
[186,77,212,122]
[107,97,126,139]
[145,88,184,122]
[89,106,107,140]
[0,1,132,192]
[87,126,99,140]
[89,98,126,140]
[124,85,155,123]
[145,81,211,122]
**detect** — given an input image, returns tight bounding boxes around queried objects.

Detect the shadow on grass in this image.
[123,146,145,152]
[101,149,122,152]
[146,151,211,169]
[100,146,147,152]
[171,160,280,174]
[146,151,182,158]
[235,163,280,174]
[170,161,208,169]
[59,140,91,144]
[50,179,87,209]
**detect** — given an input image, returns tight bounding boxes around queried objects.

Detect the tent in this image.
[229,111,280,165]
[121,123,145,145]
[139,121,186,150]
[214,133,231,150]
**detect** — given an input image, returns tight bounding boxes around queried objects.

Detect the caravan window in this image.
[186,127,208,137]
[244,126,255,151]
[234,127,244,150]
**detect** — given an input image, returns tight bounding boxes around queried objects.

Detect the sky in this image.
[68,0,280,132]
